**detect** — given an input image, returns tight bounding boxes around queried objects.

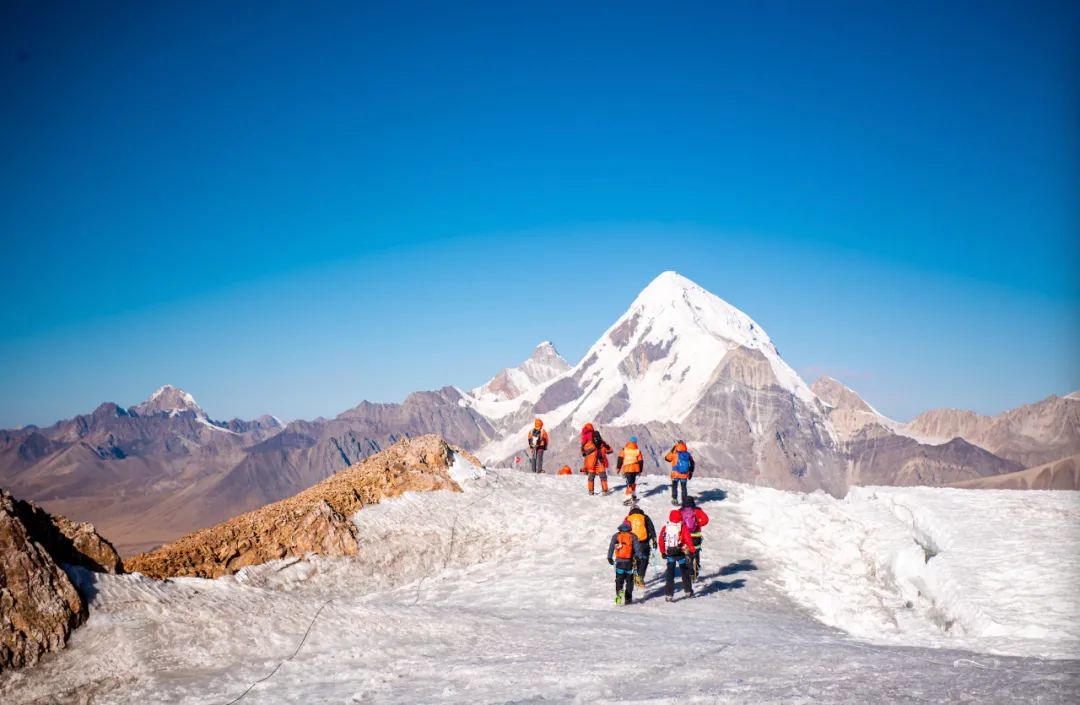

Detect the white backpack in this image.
[664,521,682,551]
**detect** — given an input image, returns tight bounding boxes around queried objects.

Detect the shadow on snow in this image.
[637,559,755,602]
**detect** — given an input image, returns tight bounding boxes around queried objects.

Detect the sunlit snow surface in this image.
[3,468,1078,704]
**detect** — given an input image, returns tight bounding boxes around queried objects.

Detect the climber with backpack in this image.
[607,520,645,605]
[527,418,549,473]
[680,497,710,580]
[658,509,696,601]
[624,506,657,587]
[664,440,695,506]
[616,436,645,505]
[581,423,613,495]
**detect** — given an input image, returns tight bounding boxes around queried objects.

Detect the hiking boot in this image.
[625,596,633,605]
[665,596,674,603]
[615,590,624,605]
[686,590,696,598]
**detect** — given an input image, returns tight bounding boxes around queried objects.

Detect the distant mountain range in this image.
[1,272,1076,555]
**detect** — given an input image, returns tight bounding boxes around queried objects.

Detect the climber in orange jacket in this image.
[581,423,613,495]
[607,520,645,605]
[557,465,573,476]
[664,440,695,506]
[527,418,549,473]
[616,436,645,504]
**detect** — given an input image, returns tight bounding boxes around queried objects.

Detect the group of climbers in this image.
[607,497,709,604]
[522,420,711,606]
[526,420,700,507]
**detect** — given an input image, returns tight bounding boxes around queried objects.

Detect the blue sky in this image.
[1,0,1077,427]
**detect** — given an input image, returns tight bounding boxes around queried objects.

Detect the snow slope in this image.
[2,468,1077,704]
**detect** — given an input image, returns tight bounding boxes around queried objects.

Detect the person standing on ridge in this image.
[658,509,696,601]
[680,497,710,580]
[527,418,549,473]
[581,423,613,495]
[664,440,695,506]
[607,520,645,605]
[617,436,645,505]
[624,506,657,587]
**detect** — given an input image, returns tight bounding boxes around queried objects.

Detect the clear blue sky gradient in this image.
[1,1,1077,427]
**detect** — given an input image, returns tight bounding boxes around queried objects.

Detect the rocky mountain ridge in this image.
[125,435,476,579]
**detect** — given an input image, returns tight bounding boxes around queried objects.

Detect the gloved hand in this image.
[608,557,614,566]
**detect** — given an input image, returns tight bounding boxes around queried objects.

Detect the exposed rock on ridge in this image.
[1,490,120,671]
[125,435,478,579]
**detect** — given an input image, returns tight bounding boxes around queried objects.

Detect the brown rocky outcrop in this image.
[125,435,478,579]
[1,489,121,671]
[8,497,123,575]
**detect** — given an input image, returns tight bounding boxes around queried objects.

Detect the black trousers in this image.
[671,478,688,503]
[530,448,545,473]
[615,561,635,601]
[664,552,693,596]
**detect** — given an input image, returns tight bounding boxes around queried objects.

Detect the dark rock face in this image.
[1,489,120,671]
[845,434,1023,486]
[6,498,122,574]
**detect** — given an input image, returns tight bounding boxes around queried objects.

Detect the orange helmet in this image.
[583,422,594,432]
[534,418,543,429]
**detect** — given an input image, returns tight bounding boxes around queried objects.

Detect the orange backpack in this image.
[626,513,648,543]
[614,531,634,560]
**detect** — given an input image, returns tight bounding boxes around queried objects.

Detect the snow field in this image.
[733,484,1080,659]
[1,467,1077,704]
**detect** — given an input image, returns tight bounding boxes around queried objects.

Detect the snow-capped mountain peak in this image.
[469,272,840,490]
[624,270,782,358]
[572,270,817,426]
[470,341,571,402]
[132,384,207,418]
